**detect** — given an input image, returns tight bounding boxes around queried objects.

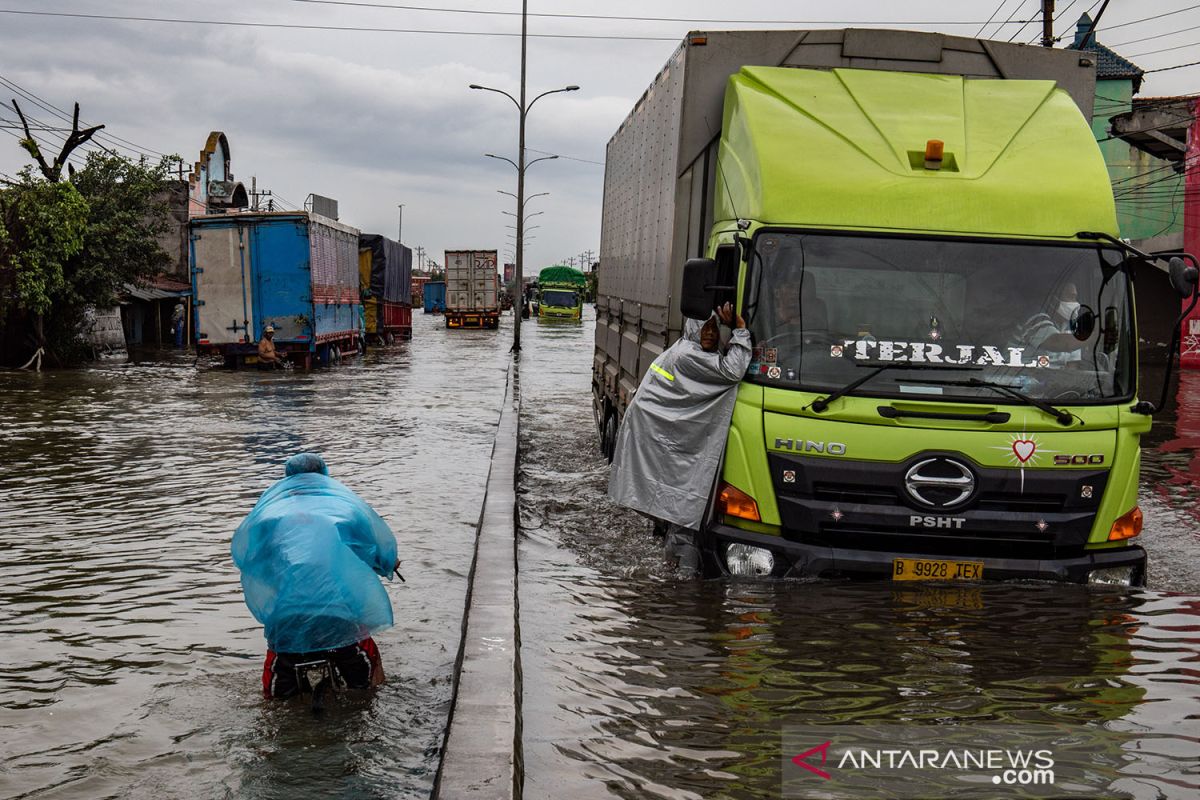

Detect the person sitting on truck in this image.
[231,453,401,702]
[257,325,281,369]
[608,302,753,546]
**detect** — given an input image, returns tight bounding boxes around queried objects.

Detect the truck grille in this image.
[770,453,1108,555]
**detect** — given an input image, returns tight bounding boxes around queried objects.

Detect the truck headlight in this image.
[1088,566,1135,586]
[725,543,774,577]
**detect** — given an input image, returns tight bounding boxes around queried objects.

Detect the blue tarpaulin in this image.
[231,468,398,653]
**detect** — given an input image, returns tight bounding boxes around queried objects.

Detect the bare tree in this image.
[11,100,105,182]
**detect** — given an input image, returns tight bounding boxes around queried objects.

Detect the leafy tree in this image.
[65,152,173,310]
[0,169,89,341]
[0,151,175,365]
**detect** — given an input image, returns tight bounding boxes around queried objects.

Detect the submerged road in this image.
[0,312,511,800]
[2,307,1199,799]
[517,308,1200,800]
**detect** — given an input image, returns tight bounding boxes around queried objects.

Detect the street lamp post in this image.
[470,4,578,352]
[397,203,404,243]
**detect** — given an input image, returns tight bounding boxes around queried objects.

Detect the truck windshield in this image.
[745,232,1134,403]
[542,290,578,307]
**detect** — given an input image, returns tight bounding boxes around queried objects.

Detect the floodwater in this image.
[0,311,512,800]
[518,309,1200,800]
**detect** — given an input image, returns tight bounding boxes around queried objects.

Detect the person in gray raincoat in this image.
[608,302,752,533]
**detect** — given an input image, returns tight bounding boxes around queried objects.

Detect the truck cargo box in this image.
[423,281,446,314]
[596,28,1098,407]
[358,234,413,342]
[445,250,500,329]
[191,211,363,368]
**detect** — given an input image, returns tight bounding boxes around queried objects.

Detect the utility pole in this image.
[515,0,528,353]
[415,245,425,272]
[397,203,404,243]
[1041,0,1055,47]
[248,176,273,212]
[469,0,577,353]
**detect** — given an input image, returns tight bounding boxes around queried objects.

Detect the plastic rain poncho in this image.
[608,318,752,530]
[231,468,398,653]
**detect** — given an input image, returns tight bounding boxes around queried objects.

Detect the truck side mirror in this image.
[1070,305,1096,341]
[680,258,718,320]
[1102,306,1119,354]
[1169,256,1199,298]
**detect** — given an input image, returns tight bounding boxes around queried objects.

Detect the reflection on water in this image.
[0,312,511,799]
[519,310,1200,799]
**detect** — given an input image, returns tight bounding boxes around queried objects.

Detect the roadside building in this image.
[120,132,250,350]
[1071,14,1198,367]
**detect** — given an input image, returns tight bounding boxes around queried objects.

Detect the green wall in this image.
[1092,79,1185,241]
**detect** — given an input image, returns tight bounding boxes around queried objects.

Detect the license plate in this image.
[892,557,984,581]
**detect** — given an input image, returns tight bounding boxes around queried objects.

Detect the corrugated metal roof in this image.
[123,282,191,301]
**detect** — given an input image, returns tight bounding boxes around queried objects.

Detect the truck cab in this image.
[593,30,1199,586]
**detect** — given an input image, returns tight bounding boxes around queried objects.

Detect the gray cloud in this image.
[2,0,1196,268]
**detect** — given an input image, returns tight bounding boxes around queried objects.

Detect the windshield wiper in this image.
[810,361,980,413]
[901,378,1074,426]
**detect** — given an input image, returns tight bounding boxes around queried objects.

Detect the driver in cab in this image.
[1013,282,1094,366]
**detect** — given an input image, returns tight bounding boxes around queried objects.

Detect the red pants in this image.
[262,637,384,699]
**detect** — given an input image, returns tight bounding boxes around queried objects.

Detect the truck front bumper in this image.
[703,523,1146,585]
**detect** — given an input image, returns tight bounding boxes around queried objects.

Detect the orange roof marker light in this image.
[924,139,945,170]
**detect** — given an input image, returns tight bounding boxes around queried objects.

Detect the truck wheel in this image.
[384,331,395,345]
[330,346,341,366]
[602,412,618,463]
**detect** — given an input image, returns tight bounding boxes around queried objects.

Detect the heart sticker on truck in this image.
[1011,440,1037,463]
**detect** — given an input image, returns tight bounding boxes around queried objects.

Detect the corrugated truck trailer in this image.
[358,234,413,344]
[444,250,500,329]
[595,28,1198,584]
[191,211,364,369]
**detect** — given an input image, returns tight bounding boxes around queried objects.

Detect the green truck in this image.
[537,265,587,320]
[593,29,1198,586]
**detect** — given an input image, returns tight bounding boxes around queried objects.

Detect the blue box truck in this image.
[423,281,446,314]
[190,211,364,369]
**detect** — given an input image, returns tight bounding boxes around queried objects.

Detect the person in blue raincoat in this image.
[608,302,752,535]
[231,453,400,699]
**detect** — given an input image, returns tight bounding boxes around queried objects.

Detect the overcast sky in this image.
[1,0,1197,270]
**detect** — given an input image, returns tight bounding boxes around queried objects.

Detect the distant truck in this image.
[358,234,413,344]
[423,281,446,314]
[191,211,363,369]
[444,250,500,329]
[594,28,1198,586]
[537,265,586,321]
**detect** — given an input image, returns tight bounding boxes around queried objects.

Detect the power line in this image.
[0,74,165,158]
[976,0,1011,37]
[525,146,603,166]
[1007,0,1042,42]
[0,9,677,40]
[1109,21,1200,48]
[0,123,88,171]
[1127,40,1200,59]
[0,7,1055,41]
[988,0,1028,40]
[281,0,1040,27]
[1146,59,1200,73]
[1096,3,1200,33]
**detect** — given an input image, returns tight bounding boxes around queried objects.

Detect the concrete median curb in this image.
[433,359,522,799]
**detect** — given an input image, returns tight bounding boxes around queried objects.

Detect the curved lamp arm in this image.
[469,84,521,114]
